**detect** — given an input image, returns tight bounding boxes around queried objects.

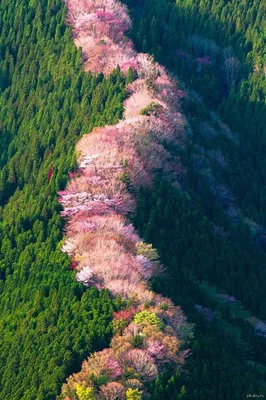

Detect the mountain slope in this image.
[0,0,266,399]
[0,1,127,398]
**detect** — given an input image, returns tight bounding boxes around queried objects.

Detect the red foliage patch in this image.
[113,307,137,321]
[69,171,78,179]
[70,259,78,271]
[47,165,54,181]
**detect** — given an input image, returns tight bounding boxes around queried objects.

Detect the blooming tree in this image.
[125,349,158,381]
[100,382,126,400]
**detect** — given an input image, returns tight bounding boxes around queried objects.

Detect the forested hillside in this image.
[123,0,266,323]
[0,0,127,398]
[126,0,266,227]
[125,0,266,398]
[0,0,266,399]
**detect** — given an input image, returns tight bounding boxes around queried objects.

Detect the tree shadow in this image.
[123,0,266,226]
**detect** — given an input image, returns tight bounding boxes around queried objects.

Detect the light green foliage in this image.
[136,242,159,263]
[76,385,95,400]
[111,318,129,335]
[134,311,164,330]
[126,388,142,400]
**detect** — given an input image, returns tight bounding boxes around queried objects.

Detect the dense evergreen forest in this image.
[126,0,266,398]
[0,0,127,398]
[0,0,265,399]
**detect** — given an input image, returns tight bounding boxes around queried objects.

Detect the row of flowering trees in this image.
[66,0,137,74]
[59,0,192,398]
[61,300,192,399]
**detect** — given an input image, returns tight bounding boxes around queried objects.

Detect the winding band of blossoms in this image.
[59,1,192,399]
